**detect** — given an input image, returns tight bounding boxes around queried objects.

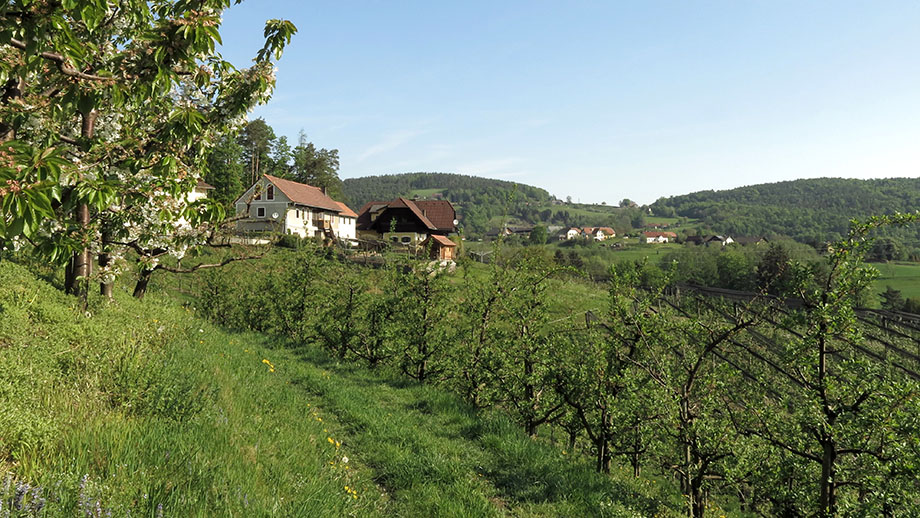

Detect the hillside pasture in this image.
[871,261,920,302]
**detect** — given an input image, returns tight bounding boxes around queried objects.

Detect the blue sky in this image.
[218,1,920,204]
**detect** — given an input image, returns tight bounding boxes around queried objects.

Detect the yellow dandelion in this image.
[327,437,334,444]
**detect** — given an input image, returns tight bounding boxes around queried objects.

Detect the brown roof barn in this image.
[356,197,456,235]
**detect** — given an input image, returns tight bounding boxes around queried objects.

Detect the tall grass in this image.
[0,261,385,517]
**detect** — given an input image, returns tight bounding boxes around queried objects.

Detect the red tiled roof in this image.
[331,201,357,218]
[597,227,616,235]
[196,180,215,190]
[414,200,456,231]
[263,174,342,212]
[643,231,677,238]
[356,198,456,232]
[428,235,457,247]
[390,197,437,229]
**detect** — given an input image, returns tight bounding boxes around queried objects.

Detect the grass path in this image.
[277,345,676,518]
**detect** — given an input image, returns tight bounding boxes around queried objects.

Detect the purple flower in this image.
[13,481,27,510]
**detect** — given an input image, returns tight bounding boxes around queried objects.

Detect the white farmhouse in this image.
[642,231,677,244]
[234,174,357,242]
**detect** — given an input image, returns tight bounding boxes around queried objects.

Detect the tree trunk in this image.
[690,476,706,518]
[818,439,837,518]
[597,409,611,473]
[66,110,96,299]
[524,355,537,437]
[99,230,113,298]
[0,77,24,141]
[68,203,92,298]
[133,267,154,299]
[64,257,75,294]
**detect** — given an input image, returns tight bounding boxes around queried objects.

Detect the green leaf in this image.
[78,93,95,115]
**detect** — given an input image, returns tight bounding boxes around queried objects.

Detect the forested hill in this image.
[343,172,550,208]
[651,177,920,244]
[343,172,552,233]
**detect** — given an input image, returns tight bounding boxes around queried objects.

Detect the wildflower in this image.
[341,456,349,464]
[327,437,334,445]
[14,481,27,510]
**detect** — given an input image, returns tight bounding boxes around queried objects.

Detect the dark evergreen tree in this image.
[204,134,245,208]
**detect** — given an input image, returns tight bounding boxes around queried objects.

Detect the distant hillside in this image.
[651,177,920,245]
[344,173,553,234]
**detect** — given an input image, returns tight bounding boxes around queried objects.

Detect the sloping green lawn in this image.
[871,261,920,302]
[0,261,680,517]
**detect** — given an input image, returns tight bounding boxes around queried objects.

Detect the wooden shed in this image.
[423,235,457,261]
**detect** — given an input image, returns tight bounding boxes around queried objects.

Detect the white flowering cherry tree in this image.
[0,0,295,298]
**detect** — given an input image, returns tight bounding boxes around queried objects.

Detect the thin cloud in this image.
[454,157,523,176]
[356,130,423,162]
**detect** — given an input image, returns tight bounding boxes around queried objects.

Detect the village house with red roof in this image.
[355,197,457,247]
[565,226,616,241]
[234,174,358,242]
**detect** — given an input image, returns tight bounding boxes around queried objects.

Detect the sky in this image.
[217,1,920,205]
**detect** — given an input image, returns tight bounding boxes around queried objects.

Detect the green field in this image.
[871,261,920,301]
[600,242,682,263]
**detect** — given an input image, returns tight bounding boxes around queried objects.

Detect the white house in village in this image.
[583,227,616,241]
[234,174,357,242]
[565,227,582,240]
[642,231,677,244]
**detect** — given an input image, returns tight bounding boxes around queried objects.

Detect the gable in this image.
[234,177,291,205]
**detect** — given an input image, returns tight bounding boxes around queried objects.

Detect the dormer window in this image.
[267,186,274,200]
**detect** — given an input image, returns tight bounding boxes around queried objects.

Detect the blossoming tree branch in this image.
[0,0,296,298]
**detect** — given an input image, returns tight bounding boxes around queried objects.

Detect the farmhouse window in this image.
[257,207,265,218]
[267,186,274,200]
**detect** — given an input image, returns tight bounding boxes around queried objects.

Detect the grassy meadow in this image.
[870,261,920,301]
[0,260,687,517]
